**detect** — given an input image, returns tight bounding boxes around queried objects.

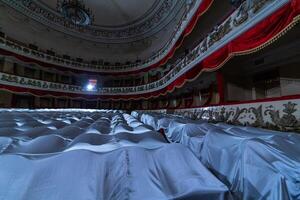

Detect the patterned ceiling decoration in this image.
[0,0,299,100]
[57,0,94,26]
[0,0,215,72]
[0,0,213,72]
[2,0,186,42]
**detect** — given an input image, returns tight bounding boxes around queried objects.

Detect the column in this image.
[216,71,225,104]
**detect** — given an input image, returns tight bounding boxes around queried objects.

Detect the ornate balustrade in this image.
[0,0,298,99]
[175,97,300,132]
[104,0,295,95]
[130,0,298,97]
[136,96,300,132]
[0,0,210,74]
[0,72,84,94]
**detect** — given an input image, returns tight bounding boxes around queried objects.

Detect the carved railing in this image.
[134,97,300,132]
[280,78,300,86]
[0,0,202,73]
[0,72,84,94]
[0,0,292,96]
[101,0,288,95]
[175,98,300,132]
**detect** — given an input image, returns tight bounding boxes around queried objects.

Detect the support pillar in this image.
[217,71,225,104]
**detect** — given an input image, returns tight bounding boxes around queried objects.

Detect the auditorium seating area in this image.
[1,0,300,199]
[135,111,300,199]
[0,109,232,200]
[0,109,299,199]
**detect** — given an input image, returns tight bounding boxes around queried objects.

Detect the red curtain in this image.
[0,0,214,76]
[140,0,300,100]
[0,0,299,100]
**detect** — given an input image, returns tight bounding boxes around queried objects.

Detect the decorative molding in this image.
[0,72,84,94]
[1,0,287,75]
[57,0,94,26]
[1,69,300,132]
[172,99,300,132]
[280,78,300,87]
[0,0,298,100]
[1,0,191,42]
[0,0,206,73]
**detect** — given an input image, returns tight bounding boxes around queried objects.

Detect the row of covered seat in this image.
[0,109,232,200]
[133,111,300,200]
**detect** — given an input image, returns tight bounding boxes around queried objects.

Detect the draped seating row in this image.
[0,109,231,200]
[133,111,300,199]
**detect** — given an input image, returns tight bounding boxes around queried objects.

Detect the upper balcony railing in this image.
[0,0,291,97]
[0,0,203,74]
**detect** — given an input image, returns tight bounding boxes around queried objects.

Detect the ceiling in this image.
[0,0,200,64]
[40,0,159,27]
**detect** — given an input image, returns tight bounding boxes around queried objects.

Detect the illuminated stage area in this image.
[0,109,299,199]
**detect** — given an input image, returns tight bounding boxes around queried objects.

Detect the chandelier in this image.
[57,0,94,26]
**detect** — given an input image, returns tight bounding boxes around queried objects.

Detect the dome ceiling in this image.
[0,0,201,64]
[40,0,159,27]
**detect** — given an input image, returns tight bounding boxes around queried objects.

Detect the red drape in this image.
[0,0,214,76]
[0,0,299,100]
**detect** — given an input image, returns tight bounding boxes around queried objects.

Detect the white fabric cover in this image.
[0,110,231,200]
[136,112,300,200]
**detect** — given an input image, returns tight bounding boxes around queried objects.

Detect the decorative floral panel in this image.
[173,98,300,132]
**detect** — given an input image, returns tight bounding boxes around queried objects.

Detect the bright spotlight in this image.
[86,84,95,91]
[85,79,97,91]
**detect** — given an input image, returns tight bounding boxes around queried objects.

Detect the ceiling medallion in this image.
[57,0,94,26]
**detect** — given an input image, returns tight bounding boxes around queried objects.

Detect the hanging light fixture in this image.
[57,0,94,26]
